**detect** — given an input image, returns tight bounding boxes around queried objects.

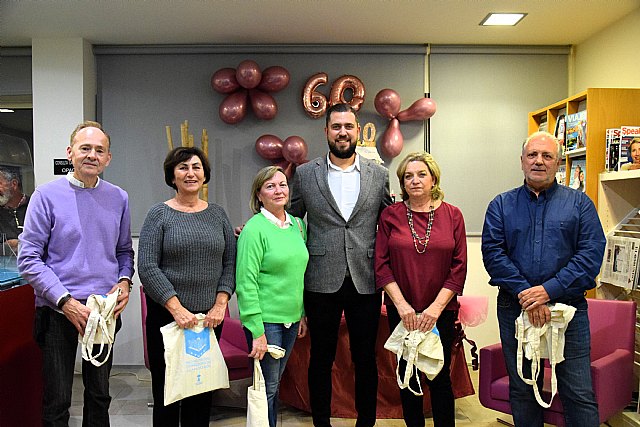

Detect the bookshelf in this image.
[528,88,640,208]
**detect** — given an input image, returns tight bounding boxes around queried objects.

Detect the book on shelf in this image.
[568,158,586,192]
[538,116,548,133]
[565,111,587,153]
[605,128,621,172]
[600,235,640,290]
[619,125,640,171]
[555,163,566,186]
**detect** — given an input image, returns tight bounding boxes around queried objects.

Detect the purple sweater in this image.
[18,177,135,309]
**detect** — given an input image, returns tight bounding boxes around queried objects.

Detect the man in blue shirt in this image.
[482,131,605,426]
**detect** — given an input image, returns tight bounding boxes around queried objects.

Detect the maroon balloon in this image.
[211,68,240,94]
[250,89,278,120]
[397,97,437,122]
[273,159,295,179]
[282,136,308,165]
[258,66,290,92]
[282,162,296,179]
[255,135,284,160]
[273,158,289,169]
[219,90,248,124]
[380,118,404,158]
[374,89,402,119]
[236,60,262,89]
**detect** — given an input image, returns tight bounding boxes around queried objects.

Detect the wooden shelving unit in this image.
[529,88,640,208]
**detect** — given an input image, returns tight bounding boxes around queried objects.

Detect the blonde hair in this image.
[249,166,290,214]
[396,151,444,201]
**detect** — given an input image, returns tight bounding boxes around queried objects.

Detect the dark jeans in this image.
[244,322,300,427]
[34,305,121,427]
[145,294,223,427]
[497,289,599,427]
[386,305,456,427]
[304,278,381,427]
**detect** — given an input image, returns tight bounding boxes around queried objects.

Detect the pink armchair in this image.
[139,286,252,381]
[479,298,636,426]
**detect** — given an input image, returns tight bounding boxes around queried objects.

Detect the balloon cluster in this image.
[255,134,309,178]
[211,60,290,124]
[374,89,437,158]
[302,73,365,119]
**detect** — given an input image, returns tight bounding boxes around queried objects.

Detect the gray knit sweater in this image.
[138,202,236,311]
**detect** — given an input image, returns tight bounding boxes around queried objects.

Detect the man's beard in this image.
[0,192,10,207]
[328,139,357,159]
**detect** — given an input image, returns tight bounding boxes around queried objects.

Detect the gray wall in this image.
[96,45,427,233]
[429,47,568,233]
[4,44,569,235]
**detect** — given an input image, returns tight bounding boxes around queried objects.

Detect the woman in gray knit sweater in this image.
[138,146,236,427]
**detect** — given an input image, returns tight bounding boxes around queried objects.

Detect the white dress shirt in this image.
[327,153,361,221]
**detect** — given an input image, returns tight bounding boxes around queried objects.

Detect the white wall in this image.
[573,7,640,91]
[32,38,95,186]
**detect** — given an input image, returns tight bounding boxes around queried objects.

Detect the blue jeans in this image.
[497,290,599,427]
[34,306,121,427]
[244,322,299,427]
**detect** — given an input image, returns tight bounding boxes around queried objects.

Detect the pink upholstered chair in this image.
[139,286,252,380]
[479,298,636,426]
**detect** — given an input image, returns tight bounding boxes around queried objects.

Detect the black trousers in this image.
[34,306,121,427]
[304,278,381,427]
[386,305,456,427]
[145,295,223,427]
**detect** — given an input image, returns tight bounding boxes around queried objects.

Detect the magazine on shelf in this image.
[618,125,640,171]
[605,128,621,172]
[600,235,640,290]
[554,115,566,156]
[555,163,566,186]
[568,158,586,192]
[565,111,587,153]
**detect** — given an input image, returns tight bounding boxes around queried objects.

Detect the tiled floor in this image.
[68,366,626,426]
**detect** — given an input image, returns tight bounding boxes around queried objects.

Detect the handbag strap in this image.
[81,310,113,367]
[294,217,304,240]
[252,359,265,391]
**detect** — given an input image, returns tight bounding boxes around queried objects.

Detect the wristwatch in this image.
[57,294,72,310]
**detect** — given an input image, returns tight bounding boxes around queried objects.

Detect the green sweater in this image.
[236,212,309,338]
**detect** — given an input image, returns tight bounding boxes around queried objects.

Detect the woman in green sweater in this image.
[236,165,309,427]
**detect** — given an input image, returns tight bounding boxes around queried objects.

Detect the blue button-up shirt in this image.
[481,181,605,302]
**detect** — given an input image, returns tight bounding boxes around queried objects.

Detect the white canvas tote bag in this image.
[384,320,444,396]
[516,303,576,408]
[79,289,120,367]
[246,358,269,427]
[161,313,229,405]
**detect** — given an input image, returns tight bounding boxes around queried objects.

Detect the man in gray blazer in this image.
[290,103,392,427]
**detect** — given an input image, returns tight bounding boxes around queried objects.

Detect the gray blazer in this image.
[290,155,392,294]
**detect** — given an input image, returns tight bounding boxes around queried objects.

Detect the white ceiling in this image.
[1,0,639,47]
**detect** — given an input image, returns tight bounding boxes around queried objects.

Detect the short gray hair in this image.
[522,131,562,160]
[0,166,21,186]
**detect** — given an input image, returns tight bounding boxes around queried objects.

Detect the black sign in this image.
[53,159,74,175]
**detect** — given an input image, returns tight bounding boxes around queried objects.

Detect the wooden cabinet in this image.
[528,88,640,208]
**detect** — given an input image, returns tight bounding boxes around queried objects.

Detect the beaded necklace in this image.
[405,200,434,254]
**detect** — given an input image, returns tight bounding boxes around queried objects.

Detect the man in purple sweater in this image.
[18,121,135,427]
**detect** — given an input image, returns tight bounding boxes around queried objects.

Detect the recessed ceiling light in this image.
[0,109,15,113]
[480,13,527,26]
